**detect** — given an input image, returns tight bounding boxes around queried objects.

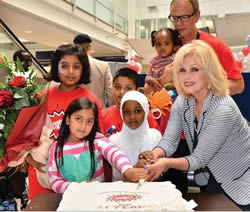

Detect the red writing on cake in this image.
[97,204,150,209]
[112,194,137,202]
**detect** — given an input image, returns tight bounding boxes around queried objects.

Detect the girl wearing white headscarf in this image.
[109,90,162,181]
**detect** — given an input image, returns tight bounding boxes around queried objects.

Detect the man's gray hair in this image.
[170,0,199,12]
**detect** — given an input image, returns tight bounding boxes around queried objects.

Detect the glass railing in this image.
[64,0,128,33]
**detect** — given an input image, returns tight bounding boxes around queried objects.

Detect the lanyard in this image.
[193,118,199,150]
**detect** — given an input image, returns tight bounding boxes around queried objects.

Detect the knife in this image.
[136,179,146,190]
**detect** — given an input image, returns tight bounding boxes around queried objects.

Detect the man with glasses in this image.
[159,0,244,195]
[167,0,244,96]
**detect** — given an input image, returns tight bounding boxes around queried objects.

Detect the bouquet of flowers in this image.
[0,53,40,158]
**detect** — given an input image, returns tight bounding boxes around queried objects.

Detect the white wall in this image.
[135,0,250,19]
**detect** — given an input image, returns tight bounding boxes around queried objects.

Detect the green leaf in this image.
[6,110,18,122]
[13,98,30,110]
[0,140,5,158]
[27,84,38,93]
[40,93,47,103]
[4,123,14,140]
[0,109,6,119]
[29,98,38,106]
[13,88,28,99]
[0,82,5,89]
[1,53,9,63]
[35,84,47,92]
[16,58,25,73]
[0,63,12,75]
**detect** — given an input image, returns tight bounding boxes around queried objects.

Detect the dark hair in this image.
[45,44,90,84]
[151,28,180,47]
[13,50,31,62]
[55,97,99,180]
[113,68,139,89]
[170,0,199,12]
[13,50,32,72]
[73,33,92,44]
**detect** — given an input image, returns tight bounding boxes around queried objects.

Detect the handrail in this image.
[0,19,48,78]
[63,0,127,33]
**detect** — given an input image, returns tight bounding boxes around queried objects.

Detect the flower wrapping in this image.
[0,99,48,172]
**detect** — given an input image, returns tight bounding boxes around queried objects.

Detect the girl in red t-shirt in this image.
[25,44,103,199]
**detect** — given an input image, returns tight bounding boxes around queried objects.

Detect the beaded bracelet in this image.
[164,82,172,87]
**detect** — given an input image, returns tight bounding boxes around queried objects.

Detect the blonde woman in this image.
[140,40,250,210]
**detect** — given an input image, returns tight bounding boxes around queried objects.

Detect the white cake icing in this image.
[57,181,197,211]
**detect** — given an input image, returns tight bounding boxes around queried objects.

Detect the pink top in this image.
[48,132,132,193]
[146,54,175,79]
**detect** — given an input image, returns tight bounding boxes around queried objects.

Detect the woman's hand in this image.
[25,153,46,173]
[123,168,149,182]
[138,150,155,163]
[145,158,169,182]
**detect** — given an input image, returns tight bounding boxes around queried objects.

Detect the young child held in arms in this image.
[109,91,162,181]
[48,97,148,193]
[144,28,179,95]
[102,68,161,135]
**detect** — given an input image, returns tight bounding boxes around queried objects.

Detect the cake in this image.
[57,181,197,211]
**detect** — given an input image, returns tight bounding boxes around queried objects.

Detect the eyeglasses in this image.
[168,11,197,23]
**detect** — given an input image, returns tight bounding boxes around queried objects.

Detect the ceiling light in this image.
[25,30,32,34]
[140,26,145,30]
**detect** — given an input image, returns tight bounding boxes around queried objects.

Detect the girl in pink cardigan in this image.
[144,28,180,95]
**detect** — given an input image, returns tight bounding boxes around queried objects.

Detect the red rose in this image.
[10,76,26,88]
[0,57,4,63]
[0,90,14,108]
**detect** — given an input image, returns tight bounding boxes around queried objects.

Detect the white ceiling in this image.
[0,2,125,57]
